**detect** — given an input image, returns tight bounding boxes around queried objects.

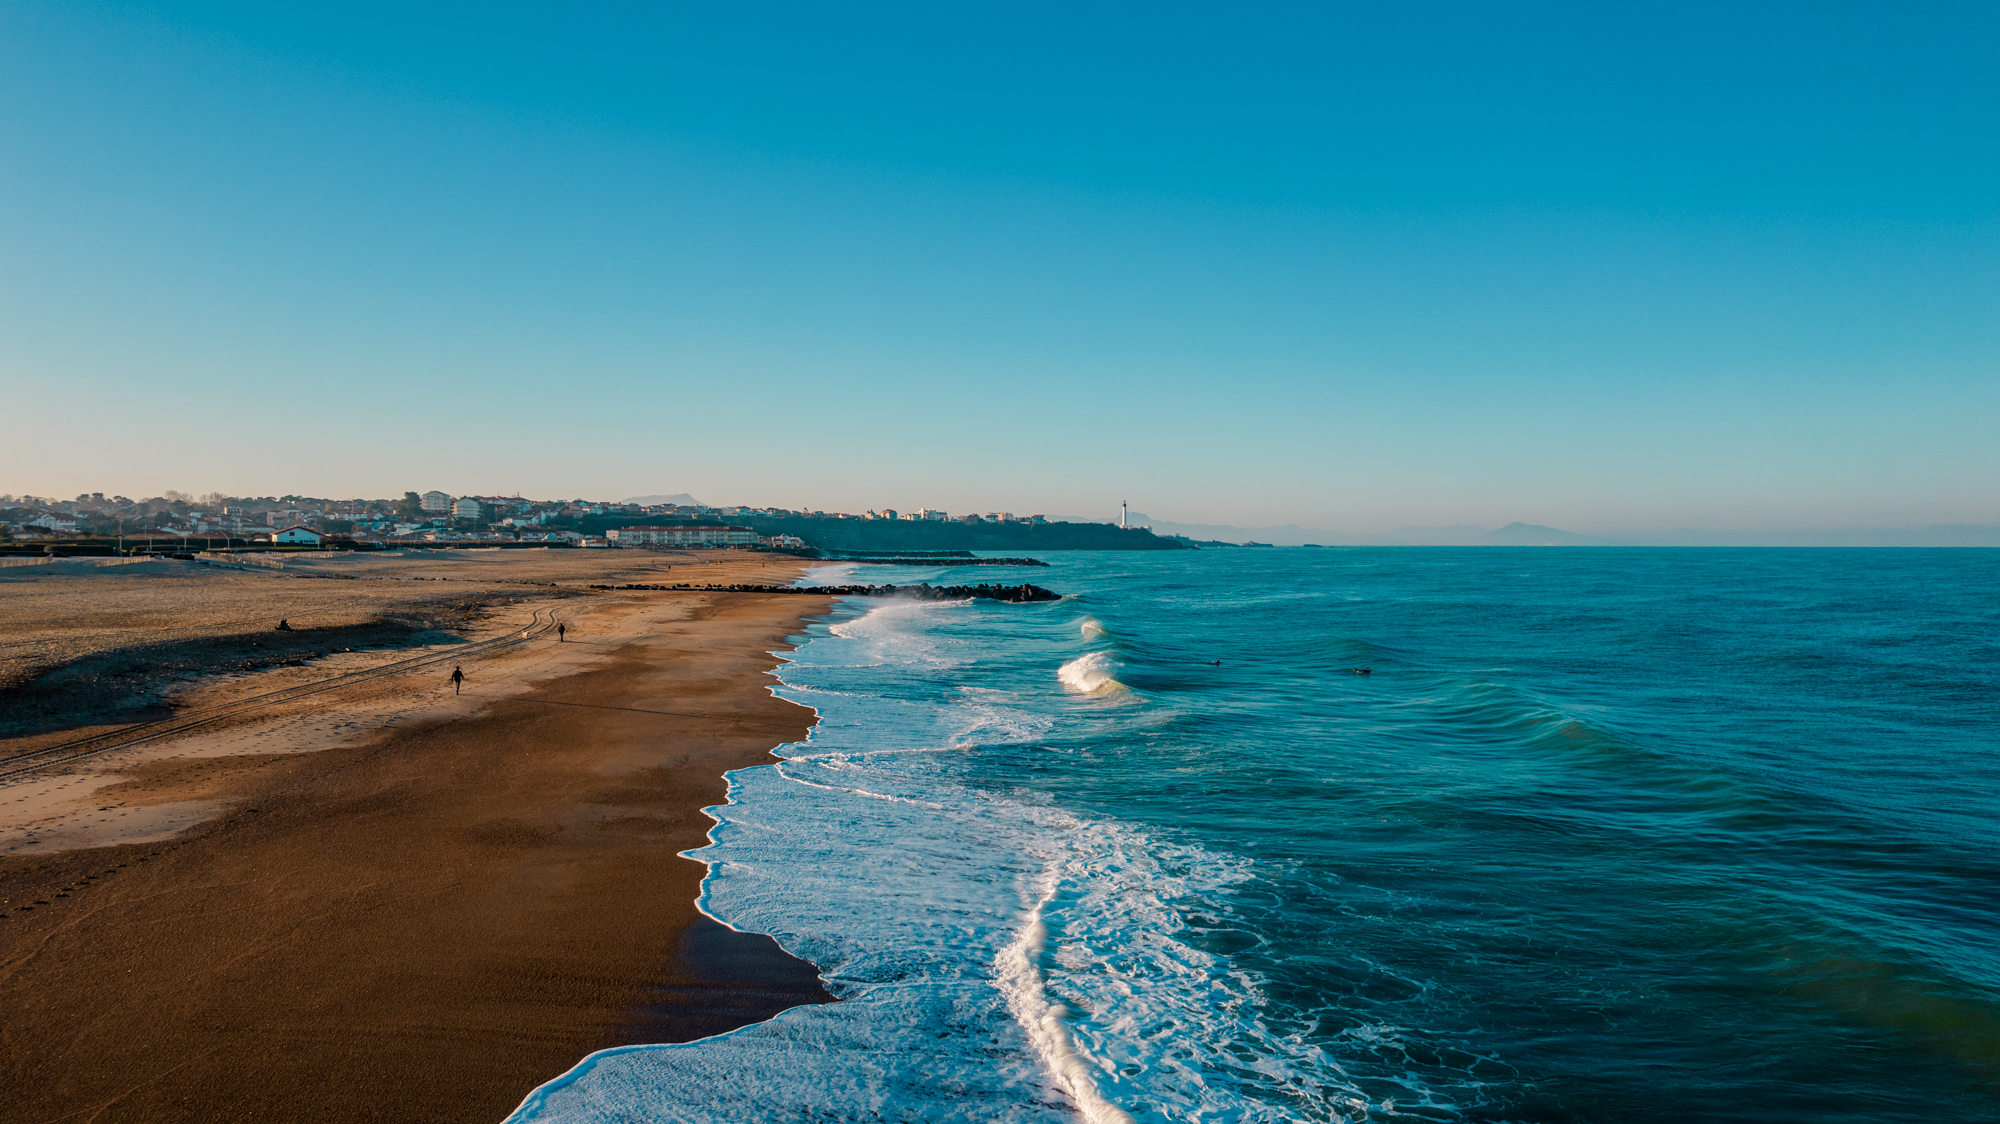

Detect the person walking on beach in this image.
[451,665,464,695]
[557,623,566,643]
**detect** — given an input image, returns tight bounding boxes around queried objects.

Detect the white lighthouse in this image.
[1121,501,1128,528]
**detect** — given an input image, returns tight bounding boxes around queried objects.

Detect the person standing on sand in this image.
[557,623,566,642]
[451,665,464,694]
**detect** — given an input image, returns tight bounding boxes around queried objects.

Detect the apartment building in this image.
[606,524,761,547]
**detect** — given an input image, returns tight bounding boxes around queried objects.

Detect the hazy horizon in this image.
[3,5,1994,530]
[6,486,1996,547]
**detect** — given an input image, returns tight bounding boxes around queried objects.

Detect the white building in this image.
[607,524,761,547]
[421,491,452,513]
[268,525,323,545]
[452,498,481,520]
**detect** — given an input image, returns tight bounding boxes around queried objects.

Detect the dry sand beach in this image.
[0,548,835,1123]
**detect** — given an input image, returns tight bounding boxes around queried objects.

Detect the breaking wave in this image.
[1058,651,1128,695]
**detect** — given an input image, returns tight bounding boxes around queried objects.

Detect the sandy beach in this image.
[0,549,835,1122]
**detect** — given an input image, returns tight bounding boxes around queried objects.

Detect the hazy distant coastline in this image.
[9,490,1990,554]
[1120,514,2000,548]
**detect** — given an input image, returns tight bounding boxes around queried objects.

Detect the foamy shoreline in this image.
[504,572,1165,1123]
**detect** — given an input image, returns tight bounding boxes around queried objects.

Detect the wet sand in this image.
[0,556,836,1123]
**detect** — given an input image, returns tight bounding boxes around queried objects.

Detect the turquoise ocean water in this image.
[512,548,1999,1123]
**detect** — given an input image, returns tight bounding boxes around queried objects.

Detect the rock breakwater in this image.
[839,557,1049,567]
[591,582,1062,603]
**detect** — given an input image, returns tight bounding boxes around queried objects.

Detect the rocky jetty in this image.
[836,556,1049,567]
[592,581,1062,603]
[824,550,974,558]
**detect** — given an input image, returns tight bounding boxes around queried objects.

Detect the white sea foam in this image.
[771,762,948,808]
[1080,615,1110,639]
[508,595,1428,1123]
[828,597,975,670]
[1058,650,1128,695]
[794,561,862,587]
[995,865,1138,1124]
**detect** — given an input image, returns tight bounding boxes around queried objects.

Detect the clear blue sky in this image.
[3,2,1994,532]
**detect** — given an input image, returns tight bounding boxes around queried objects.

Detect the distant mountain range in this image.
[1120,516,1616,546]
[1119,514,2000,548]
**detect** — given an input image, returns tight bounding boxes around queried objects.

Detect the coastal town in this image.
[0,491,1193,555]
[0,490,1076,552]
